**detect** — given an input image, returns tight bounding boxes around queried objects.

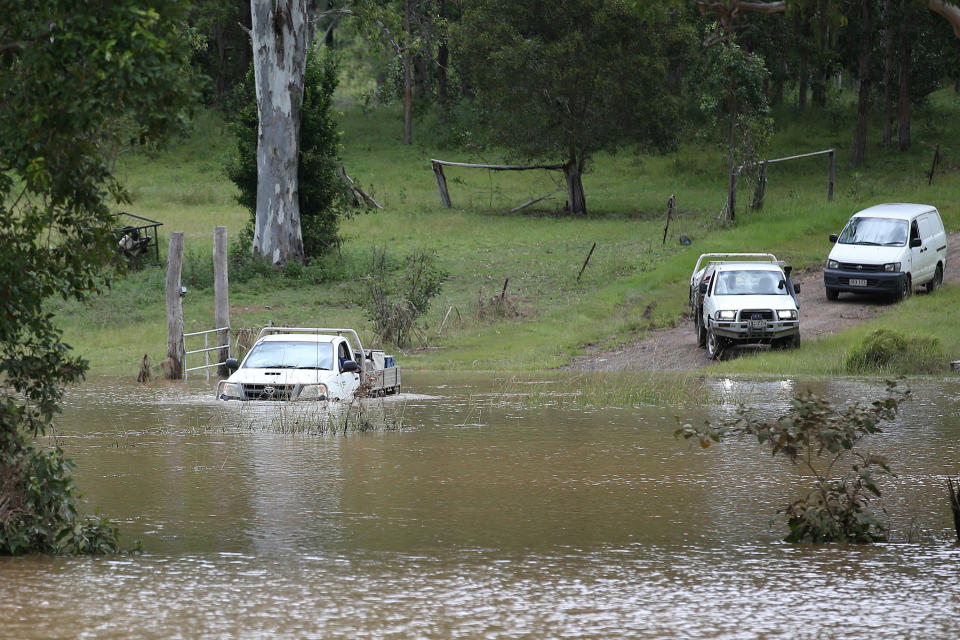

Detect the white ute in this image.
[690,253,801,359]
[217,327,401,401]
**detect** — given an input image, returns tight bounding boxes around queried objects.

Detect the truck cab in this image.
[216,327,400,401]
[690,253,801,359]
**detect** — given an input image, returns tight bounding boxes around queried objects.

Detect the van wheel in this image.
[825,287,839,301]
[706,329,725,360]
[897,275,912,301]
[696,310,706,348]
[926,264,943,294]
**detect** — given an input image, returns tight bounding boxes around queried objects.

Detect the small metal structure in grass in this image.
[114,211,163,264]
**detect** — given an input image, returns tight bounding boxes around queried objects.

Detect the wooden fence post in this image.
[432,160,452,207]
[828,149,836,200]
[751,162,768,210]
[214,226,230,377]
[165,232,184,380]
[727,168,739,221]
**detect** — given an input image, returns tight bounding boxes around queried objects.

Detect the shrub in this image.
[676,381,909,543]
[364,248,447,348]
[845,328,943,375]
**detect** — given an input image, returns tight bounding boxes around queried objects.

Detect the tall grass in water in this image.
[491,371,710,409]
[218,397,406,435]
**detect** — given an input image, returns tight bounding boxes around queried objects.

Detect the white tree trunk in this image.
[251,0,309,265]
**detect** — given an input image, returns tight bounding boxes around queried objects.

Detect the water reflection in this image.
[2,372,958,639]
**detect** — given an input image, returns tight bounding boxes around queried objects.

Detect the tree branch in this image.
[930,0,960,38]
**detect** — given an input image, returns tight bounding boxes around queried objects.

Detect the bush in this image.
[676,382,909,544]
[845,328,943,375]
[364,248,446,348]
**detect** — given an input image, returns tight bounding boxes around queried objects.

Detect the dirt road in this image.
[568,234,959,371]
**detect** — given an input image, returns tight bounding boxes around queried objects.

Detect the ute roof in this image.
[852,203,936,220]
[260,334,338,343]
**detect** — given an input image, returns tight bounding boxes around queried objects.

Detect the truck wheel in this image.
[825,287,839,301]
[926,264,943,294]
[696,311,706,348]
[706,329,724,360]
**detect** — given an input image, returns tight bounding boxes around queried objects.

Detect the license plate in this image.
[750,319,767,329]
[849,278,867,287]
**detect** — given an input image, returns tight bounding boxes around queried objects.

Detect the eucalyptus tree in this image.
[0,0,198,554]
[457,0,694,214]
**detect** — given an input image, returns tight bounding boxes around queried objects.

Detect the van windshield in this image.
[838,217,907,247]
[242,341,334,369]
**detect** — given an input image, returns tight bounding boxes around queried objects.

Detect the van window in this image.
[917,215,934,239]
[838,217,908,247]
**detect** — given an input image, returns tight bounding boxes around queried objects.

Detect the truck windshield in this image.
[838,217,907,246]
[242,341,334,369]
[714,270,786,295]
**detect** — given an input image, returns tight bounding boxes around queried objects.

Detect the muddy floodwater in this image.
[2,373,960,639]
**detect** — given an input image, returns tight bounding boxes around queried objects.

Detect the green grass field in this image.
[58,88,960,377]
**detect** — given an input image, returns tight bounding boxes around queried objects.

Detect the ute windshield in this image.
[714,269,786,296]
[838,216,908,247]
[242,341,334,370]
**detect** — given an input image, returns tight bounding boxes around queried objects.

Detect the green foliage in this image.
[676,382,909,543]
[456,0,695,170]
[1,435,119,555]
[0,0,198,554]
[845,328,943,375]
[364,248,447,348]
[226,46,349,260]
[696,38,773,168]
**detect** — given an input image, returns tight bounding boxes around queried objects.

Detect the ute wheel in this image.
[825,287,839,301]
[789,332,801,349]
[706,329,725,360]
[926,264,943,294]
[696,310,706,348]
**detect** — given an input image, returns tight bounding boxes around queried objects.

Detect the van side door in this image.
[916,215,937,282]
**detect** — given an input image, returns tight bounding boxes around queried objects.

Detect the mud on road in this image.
[568,234,959,372]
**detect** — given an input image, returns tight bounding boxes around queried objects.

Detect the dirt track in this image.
[568,233,959,371]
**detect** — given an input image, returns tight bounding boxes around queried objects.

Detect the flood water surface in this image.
[3,373,960,639]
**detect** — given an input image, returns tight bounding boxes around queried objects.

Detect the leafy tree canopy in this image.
[456,0,695,171]
[0,0,199,554]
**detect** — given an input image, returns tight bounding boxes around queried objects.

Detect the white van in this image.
[824,203,947,301]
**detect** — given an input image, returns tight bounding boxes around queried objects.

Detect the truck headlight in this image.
[218,382,241,400]
[297,383,327,400]
[883,262,901,272]
[827,259,839,269]
[716,310,737,320]
[777,309,798,320]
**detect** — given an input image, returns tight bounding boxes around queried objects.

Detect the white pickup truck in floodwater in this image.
[216,327,401,401]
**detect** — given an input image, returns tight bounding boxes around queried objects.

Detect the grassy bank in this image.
[57,90,960,377]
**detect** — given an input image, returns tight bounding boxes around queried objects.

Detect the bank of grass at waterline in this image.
[713,285,960,377]
[58,90,960,376]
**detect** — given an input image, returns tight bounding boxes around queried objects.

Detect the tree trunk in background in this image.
[897,23,912,151]
[403,0,412,145]
[882,1,894,146]
[798,68,808,109]
[251,0,308,265]
[437,0,449,121]
[851,1,873,166]
[564,158,586,215]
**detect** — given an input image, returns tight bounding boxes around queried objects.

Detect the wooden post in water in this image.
[165,232,184,380]
[214,226,230,377]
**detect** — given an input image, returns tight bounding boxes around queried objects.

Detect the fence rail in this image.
[183,326,231,380]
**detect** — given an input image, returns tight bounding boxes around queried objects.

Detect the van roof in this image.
[852,203,937,220]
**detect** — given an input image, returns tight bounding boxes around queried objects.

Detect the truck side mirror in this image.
[910,237,922,248]
[225,357,239,371]
[341,360,360,373]
[794,284,801,294]
[829,234,838,243]
[699,282,707,294]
